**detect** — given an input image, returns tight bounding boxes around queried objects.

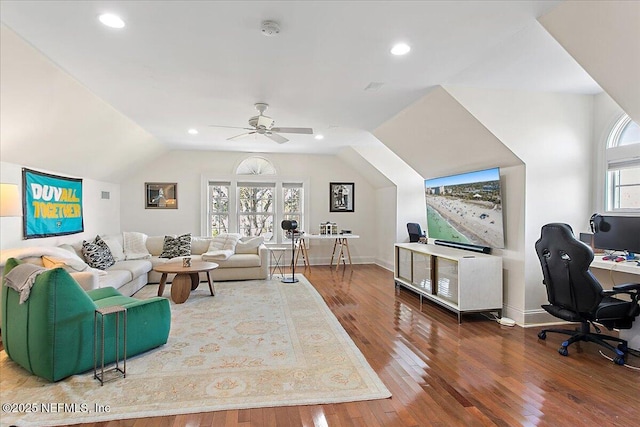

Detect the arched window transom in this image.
[605,114,640,211]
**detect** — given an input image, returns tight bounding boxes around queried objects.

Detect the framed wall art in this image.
[145,182,177,209]
[329,182,354,213]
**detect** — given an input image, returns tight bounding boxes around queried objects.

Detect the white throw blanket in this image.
[4,263,47,303]
[202,249,234,261]
[207,233,242,252]
[0,246,85,269]
[123,231,151,260]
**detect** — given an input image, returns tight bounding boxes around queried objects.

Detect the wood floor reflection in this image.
[74,265,640,426]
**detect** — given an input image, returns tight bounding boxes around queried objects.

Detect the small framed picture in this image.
[145,182,178,209]
[329,182,354,213]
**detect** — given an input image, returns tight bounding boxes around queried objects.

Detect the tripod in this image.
[281,230,299,283]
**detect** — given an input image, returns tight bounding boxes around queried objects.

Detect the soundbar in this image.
[434,240,492,254]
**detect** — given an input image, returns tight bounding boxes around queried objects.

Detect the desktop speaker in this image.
[579,232,595,250]
[434,240,491,254]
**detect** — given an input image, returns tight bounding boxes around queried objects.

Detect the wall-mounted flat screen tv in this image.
[425,167,505,248]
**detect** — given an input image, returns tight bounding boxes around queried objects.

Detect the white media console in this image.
[394,243,503,323]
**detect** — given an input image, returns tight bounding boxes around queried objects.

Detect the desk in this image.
[295,234,360,270]
[590,257,640,351]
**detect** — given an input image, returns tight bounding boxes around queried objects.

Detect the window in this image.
[209,182,230,236]
[282,183,303,238]
[236,156,277,175]
[238,183,274,237]
[205,157,306,242]
[605,115,640,211]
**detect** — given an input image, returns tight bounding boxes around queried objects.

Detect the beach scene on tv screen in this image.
[425,168,505,248]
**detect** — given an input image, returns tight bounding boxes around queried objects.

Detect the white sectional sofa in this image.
[144,235,269,285]
[1,234,269,298]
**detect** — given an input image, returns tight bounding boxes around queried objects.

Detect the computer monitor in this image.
[590,214,640,254]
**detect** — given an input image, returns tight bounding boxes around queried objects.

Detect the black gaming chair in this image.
[407,223,425,243]
[535,223,640,365]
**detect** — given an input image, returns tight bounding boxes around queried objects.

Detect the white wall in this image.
[446,86,594,323]
[348,140,426,269]
[0,161,121,249]
[539,1,640,124]
[0,25,166,183]
[119,150,378,264]
[498,164,526,321]
[375,186,398,270]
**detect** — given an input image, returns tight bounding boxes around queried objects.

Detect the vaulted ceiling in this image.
[1,0,603,157]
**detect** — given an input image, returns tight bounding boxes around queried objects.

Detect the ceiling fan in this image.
[210,103,313,144]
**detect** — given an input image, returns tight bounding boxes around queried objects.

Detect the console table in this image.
[394,243,502,322]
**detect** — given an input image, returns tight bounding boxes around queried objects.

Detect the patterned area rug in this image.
[0,275,390,426]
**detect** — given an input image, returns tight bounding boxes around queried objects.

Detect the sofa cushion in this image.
[107,260,152,279]
[98,269,132,288]
[146,236,167,256]
[149,255,203,268]
[215,253,262,268]
[235,236,264,254]
[191,237,213,255]
[82,236,115,270]
[102,235,125,261]
[58,243,84,260]
[159,233,191,258]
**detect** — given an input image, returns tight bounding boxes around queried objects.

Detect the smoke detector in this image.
[261,20,280,36]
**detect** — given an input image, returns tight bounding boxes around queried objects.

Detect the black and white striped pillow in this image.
[82,235,116,270]
[159,233,192,259]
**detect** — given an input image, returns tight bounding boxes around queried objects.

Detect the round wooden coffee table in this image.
[154,261,219,304]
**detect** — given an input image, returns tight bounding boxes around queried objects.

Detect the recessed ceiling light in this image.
[188,129,199,135]
[390,43,411,56]
[98,13,125,29]
[314,134,324,140]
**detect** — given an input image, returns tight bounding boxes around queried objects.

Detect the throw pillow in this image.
[235,236,265,254]
[82,235,116,270]
[42,255,89,272]
[123,231,151,260]
[159,233,192,259]
[207,233,242,252]
[102,235,125,261]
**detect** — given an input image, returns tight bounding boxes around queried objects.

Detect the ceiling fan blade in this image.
[228,131,256,141]
[270,127,313,134]
[266,133,289,144]
[210,125,254,130]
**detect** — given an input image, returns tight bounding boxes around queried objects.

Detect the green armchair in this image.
[1,258,170,382]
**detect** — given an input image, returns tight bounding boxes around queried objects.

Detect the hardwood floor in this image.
[36,265,640,425]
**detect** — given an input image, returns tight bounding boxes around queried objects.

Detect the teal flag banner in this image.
[22,168,84,239]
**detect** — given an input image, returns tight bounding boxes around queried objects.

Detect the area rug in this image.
[0,275,390,426]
